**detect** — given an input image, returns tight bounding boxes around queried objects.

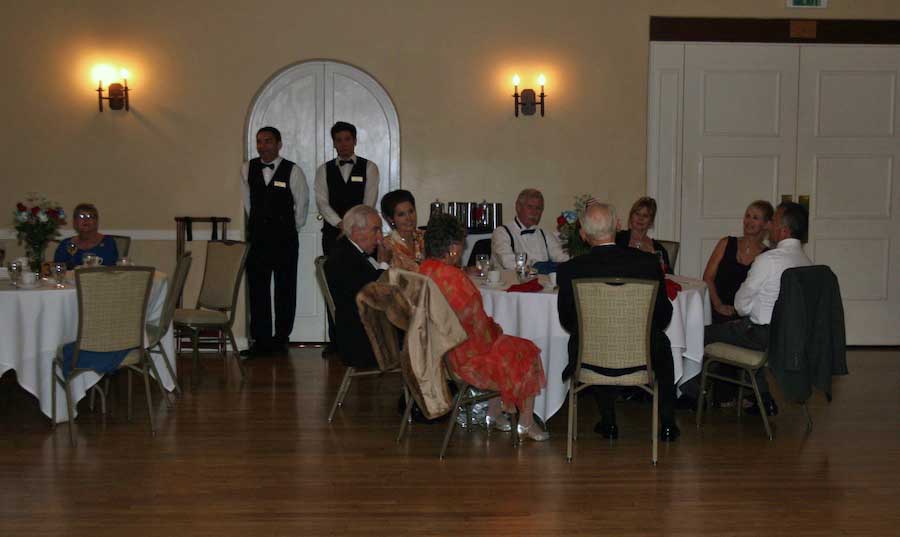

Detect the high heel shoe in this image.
[485,414,512,432]
[516,423,550,442]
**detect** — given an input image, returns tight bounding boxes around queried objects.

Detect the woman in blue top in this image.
[54,203,118,269]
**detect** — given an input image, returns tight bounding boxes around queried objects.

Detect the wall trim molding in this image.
[0,229,243,241]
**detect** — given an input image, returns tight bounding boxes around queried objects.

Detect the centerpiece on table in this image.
[556,194,595,258]
[12,193,66,272]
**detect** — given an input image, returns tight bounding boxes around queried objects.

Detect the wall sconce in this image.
[93,65,130,112]
[512,74,546,117]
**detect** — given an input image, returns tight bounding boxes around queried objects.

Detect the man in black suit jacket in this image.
[323,204,391,369]
[557,202,679,441]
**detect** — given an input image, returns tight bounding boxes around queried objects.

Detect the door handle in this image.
[316,214,323,221]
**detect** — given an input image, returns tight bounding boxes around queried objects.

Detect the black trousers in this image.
[594,331,676,425]
[321,224,341,345]
[247,235,298,346]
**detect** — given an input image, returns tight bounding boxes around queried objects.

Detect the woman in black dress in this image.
[615,196,673,274]
[702,200,774,323]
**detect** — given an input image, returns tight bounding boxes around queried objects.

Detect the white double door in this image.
[246,61,400,342]
[668,42,900,344]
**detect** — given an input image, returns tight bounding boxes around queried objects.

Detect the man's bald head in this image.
[580,203,617,245]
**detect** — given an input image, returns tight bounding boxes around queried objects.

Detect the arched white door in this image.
[246,61,400,342]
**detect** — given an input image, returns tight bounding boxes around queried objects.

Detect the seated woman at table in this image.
[54,203,118,269]
[702,200,773,324]
[380,189,424,271]
[419,214,549,441]
[615,196,672,274]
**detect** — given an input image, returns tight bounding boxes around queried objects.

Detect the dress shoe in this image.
[516,423,550,442]
[240,343,271,360]
[746,398,779,417]
[659,423,681,442]
[485,414,512,432]
[593,421,619,439]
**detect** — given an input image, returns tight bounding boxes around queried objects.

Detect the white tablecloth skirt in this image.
[0,273,175,423]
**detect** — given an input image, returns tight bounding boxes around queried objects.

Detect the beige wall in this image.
[3,0,900,338]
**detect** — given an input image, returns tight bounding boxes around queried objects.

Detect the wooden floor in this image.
[1,347,898,536]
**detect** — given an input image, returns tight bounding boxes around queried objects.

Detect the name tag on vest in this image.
[350,176,364,183]
[273,181,287,188]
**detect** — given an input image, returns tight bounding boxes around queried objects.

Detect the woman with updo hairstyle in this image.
[380,189,424,271]
[419,214,549,441]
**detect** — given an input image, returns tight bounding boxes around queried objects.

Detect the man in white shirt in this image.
[240,126,309,357]
[491,188,569,270]
[704,201,811,413]
[314,121,380,256]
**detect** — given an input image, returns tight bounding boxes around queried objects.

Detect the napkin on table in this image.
[665,278,682,300]
[506,278,544,293]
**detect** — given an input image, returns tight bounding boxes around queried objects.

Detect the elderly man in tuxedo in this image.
[556,202,679,441]
[323,204,392,369]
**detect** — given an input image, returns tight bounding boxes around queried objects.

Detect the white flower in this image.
[37,211,48,222]
[16,211,28,223]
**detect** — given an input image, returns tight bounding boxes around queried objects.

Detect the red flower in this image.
[31,206,40,216]
[16,202,26,212]
[556,215,566,227]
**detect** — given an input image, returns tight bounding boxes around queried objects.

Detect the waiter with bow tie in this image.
[315,121,380,358]
[491,188,569,270]
[240,126,309,357]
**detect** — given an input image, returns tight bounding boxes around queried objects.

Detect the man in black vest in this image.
[315,121,380,357]
[240,126,309,357]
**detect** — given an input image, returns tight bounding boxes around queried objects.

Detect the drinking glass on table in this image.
[52,262,66,288]
[475,254,489,277]
[515,252,528,275]
[8,261,22,286]
[117,257,132,267]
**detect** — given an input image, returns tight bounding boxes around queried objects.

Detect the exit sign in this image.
[787,0,827,7]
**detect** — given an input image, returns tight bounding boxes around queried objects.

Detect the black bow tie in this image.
[261,163,274,170]
[339,159,354,166]
[520,229,536,235]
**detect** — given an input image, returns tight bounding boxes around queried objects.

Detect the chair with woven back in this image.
[567,277,660,464]
[173,240,249,386]
[656,239,680,269]
[51,266,160,446]
[106,235,132,258]
[145,252,192,401]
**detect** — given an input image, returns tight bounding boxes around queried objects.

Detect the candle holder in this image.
[512,74,546,117]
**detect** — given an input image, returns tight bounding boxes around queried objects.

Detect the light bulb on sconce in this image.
[93,63,131,112]
[512,73,546,117]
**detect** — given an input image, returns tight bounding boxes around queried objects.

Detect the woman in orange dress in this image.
[380,189,425,271]
[419,214,548,441]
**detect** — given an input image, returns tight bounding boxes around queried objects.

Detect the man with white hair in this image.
[491,188,569,270]
[323,204,392,369]
[556,202,679,441]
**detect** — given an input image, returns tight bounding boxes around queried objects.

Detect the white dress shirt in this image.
[240,156,310,232]
[314,155,380,226]
[734,238,811,325]
[490,217,570,269]
[349,238,389,271]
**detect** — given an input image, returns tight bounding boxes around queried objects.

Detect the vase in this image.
[25,241,46,273]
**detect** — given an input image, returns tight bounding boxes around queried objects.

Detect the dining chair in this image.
[50,266,159,446]
[466,238,492,267]
[173,240,249,386]
[107,235,132,258]
[145,252,192,402]
[656,240,680,268]
[567,278,660,464]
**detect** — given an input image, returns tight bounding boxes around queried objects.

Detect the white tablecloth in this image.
[0,272,175,423]
[474,272,710,421]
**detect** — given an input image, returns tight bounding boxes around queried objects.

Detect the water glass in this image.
[475,254,489,277]
[117,257,132,267]
[515,252,528,274]
[53,262,67,288]
[8,261,22,286]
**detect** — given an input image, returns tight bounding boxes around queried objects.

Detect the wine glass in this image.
[117,257,132,267]
[8,261,22,287]
[475,254,489,277]
[53,262,67,288]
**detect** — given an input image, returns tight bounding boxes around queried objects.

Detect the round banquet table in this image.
[473,271,711,421]
[0,272,176,423]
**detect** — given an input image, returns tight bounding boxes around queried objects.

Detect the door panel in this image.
[797,46,900,344]
[680,44,799,278]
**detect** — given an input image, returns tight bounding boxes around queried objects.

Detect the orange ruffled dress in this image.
[384,229,425,272]
[419,259,546,408]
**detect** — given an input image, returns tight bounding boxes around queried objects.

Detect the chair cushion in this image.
[704,342,766,367]
[56,344,141,376]
[577,368,650,386]
[173,309,228,327]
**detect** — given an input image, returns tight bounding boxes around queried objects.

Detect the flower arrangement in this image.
[13,193,66,271]
[556,194,594,258]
